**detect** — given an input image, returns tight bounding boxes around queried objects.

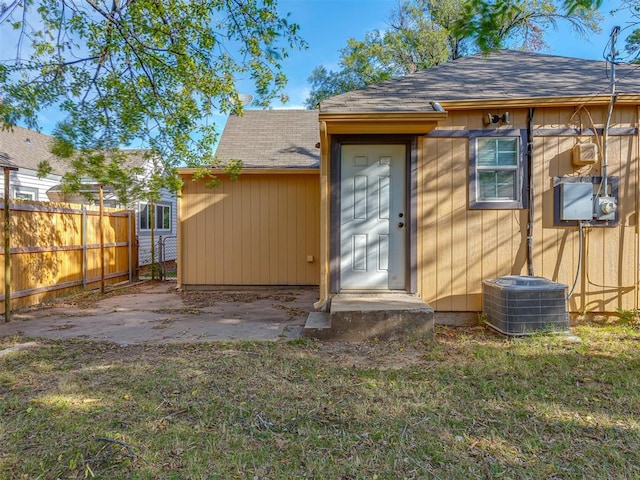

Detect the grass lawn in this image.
[1,324,639,479]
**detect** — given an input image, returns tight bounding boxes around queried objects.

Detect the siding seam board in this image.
[427,127,638,138]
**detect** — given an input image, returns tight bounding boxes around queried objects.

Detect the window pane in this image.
[478,171,497,199]
[497,151,517,165]
[152,205,171,230]
[155,205,162,229]
[140,205,149,230]
[478,137,517,166]
[162,206,170,229]
[478,171,516,200]
[497,138,517,165]
[496,171,517,198]
[477,139,497,166]
[15,192,35,200]
[497,138,517,150]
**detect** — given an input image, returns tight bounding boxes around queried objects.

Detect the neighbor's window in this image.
[140,203,171,231]
[471,136,523,209]
[14,190,36,200]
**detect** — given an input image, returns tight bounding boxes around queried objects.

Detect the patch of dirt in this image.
[308,327,485,370]
[47,323,77,331]
[21,282,151,312]
[273,303,308,320]
[183,291,299,308]
[152,308,202,315]
[314,341,433,370]
[151,318,178,330]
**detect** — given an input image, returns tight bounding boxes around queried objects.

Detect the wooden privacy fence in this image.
[0,199,138,312]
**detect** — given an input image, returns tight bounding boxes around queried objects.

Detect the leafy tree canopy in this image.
[465,1,640,61]
[305,0,600,108]
[455,0,603,51]
[0,0,305,202]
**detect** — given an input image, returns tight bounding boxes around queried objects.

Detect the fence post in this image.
[3,165,17,322]
[150,200,155,280]
[99,185,104,293]
[82,207,87,289]
[128,211,132,283]
[158,235,161,280]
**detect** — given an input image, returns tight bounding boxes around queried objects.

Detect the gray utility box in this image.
[482,276,569,335]
[560,182,593,221]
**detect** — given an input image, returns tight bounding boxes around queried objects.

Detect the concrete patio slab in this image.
[0,281,317,344]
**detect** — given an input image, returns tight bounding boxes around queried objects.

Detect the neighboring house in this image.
[177,109,320,286]
[0,126,70,201]
[0,125,177,268]
[126,151,178,268]
[177,50,640,319]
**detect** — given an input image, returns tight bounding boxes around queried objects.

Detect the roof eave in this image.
[178,167,319,176]
[438,94,640,110]
[318,111,447,135]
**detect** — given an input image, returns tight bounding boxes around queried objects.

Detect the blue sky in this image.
[4,0,634,139]
[261,0,633,110]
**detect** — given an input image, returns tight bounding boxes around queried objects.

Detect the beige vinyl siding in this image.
[418,106,640,313]
[179,172,320,287]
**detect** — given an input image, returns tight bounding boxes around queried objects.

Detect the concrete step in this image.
[303,312,333,340]
[304,293,434,341]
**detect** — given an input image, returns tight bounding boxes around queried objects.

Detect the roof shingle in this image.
[214,110,319,168]
[0,126,154,175]
[320,50,640,113]
[0,125,71,175]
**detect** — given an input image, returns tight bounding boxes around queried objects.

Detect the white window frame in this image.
[13,187,38,201]
[469,132,526,210]
[139,202,172,232]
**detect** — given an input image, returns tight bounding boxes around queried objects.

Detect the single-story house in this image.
[0,126,177,268]
[178,50,640,321]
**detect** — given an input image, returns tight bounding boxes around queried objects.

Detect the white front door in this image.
[340,144,406,290]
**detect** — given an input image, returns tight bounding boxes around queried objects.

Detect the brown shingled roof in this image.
[214,109,320,168]
[0,125,153,175]
[320,50,640,113]
[0,125,71,175]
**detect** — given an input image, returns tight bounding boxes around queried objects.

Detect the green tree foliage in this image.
[462,1,640,62]
[0,0,305,202]
[455,0,601,52]
[305,0,600,107]
[616,1,640,59]
[557,0,603,13]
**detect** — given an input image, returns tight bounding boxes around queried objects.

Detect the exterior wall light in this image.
[485,112,511,126]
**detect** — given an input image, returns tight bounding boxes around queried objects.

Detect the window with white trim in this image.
[13,187,37,200]
[15,191,35,200]
[470,135,524,209]
[140,203,171,231]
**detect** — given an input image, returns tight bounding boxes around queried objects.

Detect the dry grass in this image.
[1,324,639,479]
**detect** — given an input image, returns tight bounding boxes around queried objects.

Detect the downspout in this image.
[526,108,535,276]
[314,120,331,311]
